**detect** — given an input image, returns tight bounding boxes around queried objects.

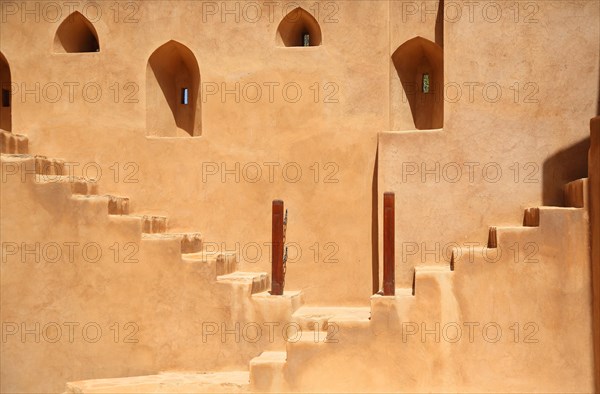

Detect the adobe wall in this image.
[0,0,598,305]
[2,0,387,305]
[380,0,599,287]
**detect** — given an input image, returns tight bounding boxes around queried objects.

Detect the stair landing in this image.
[65,371,249,393]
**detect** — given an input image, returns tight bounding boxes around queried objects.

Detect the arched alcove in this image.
[392,37,443,130]
[0,52,11,131]
[54,11,99,53]
[146,41,201,137]
[276,7,322,47]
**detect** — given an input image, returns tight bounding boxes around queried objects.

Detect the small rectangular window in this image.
[422,74,430,94]
[303,34,310,47]
[1,89,10,107]
[181,88,189,105]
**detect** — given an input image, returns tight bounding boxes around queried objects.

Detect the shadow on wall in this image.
[435,0,444,47]
[0,52,11,131]
[146,40,201,137]
[53,11,99,53]
[371,146,379,294]
[597,69,600,115]
[542,138,590,206]
[392,37,443,130]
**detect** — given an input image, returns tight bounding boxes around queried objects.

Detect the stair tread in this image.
[293,306,371,321]
[250,351,287,364]
[66,371,249,393]
[565,178,588,184]
[142,232,202,239]
[494,225,537,230]
[35,174,96,183]
[1,153,34,161]
[132,214,168,219]
[1,153,64,160]
[252,290,302,298]
[183,251,236,259]
[72,194,128,200]
[217,271,267,281]
[0,130,26,136]
[371,288,414,301]
[538,206,581,211]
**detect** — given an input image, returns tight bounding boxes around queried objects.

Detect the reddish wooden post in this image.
[383,192,395,296]
[271,200,285,295]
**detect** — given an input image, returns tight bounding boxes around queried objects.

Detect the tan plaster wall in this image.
[283,208,593,392]
[3,0,596,300]
[0,158,303,393]
[380,0,599,287]
[1,0,388,306]
[0,1,599,391]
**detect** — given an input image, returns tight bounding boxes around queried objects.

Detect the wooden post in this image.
[271,200,284,295]
[383,192,395,296]
[589,117,600,392]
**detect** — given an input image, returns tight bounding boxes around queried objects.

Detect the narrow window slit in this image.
[2,89,10,107]
[181,88,189,105]
[422,74,430,94]
[303,33,310,47]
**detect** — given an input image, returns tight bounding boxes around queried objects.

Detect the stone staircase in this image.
[250,175,590,392]
[1,130,277,295]
[60,170,591,392]
[1,127,273,320]
[3,127,591,392]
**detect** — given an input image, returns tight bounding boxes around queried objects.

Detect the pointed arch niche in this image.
[146,41,201,137]
[276,7,322,47]
[391,37,443,130]
[53,12,99,53]
[1,53,11,131]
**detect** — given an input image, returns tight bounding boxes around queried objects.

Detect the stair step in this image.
[370,287,416,324]
[107,195,130,215]
[34,155,65,176]
[1,154,65,176]
[252,289,304,302]
[564,178,588,208]
[217,271,269,294]
[142,232,203,254]
[133,215,167,233]
[71,195,130,215]
[35,174,99,195]
[250,350,287,365]
[251,290,305,318]
[372,287,414,298]
[65,371,250,393]
[0,130,28,154]
[182,251,237,275]
[249,351,287,392]
[292,306,371,331]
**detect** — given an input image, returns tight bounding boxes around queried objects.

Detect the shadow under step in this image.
[564,178,588,208]
[133,215,167,233]
[71,194,130,215]
[182,251,237,275]
[0,130,28,154]
[35,174,99,195]
[142,232,202,253]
